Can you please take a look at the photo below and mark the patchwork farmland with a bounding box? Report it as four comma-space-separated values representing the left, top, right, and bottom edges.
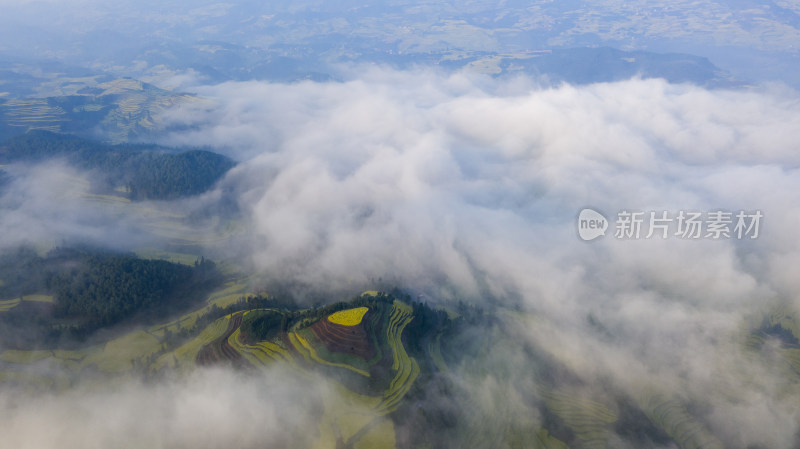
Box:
2, 283, 793, 449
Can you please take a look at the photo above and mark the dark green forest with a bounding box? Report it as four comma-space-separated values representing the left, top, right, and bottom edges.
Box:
0, 247, 222, 347
0, 130, 235, 200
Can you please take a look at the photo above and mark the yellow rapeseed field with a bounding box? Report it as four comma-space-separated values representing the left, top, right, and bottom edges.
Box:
328, 307, 369, 326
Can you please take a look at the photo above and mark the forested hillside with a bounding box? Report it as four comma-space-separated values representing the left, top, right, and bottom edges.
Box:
0, 247, 223, 347
0, 131, 235, 200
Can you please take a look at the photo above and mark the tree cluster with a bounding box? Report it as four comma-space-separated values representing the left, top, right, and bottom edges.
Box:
0, 130, 235, 200
50, 254, 195, 327
0, 246, 222, 347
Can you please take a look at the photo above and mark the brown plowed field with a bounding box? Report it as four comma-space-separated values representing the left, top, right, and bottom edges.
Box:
196, 313, 251, 368
310, 314, 375, 360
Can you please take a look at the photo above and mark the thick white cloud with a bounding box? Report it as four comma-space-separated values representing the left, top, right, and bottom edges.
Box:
0, 161, 227, 252
3, 69, 800, 447
158, 70, 800, 299
0, 367, 329, 449
0, 162, 146, 251
154, 69, 800, 447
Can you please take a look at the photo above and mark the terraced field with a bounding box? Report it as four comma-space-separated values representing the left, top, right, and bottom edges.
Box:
150, 315, 232, 371
0, 77, 200, 142
115, 294, 412, 448
289, 329, 372, 377
375, 301, 419, 415
132, 294, 418, 412
0, 298, 20, 312
174, 295, 424, 447
637, 394, 724, 449
3, 287, 778, 448
311, 311, 375, 360
196, 312, 250, 368
97, 79, 199, 143
2, 98, 66, 132
229, 311, 293, 366
544, 390, 618, 449
743, 304, 800, 379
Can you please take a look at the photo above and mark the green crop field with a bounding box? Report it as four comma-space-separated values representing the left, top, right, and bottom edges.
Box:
152, 315, 232, 371
0, 298, 21, 311
375, 300, 419, 415
0, 349, 52, 364
0, 294, 54, 312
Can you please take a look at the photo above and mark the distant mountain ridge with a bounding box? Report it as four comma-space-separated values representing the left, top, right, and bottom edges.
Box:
493, 47, 731, 86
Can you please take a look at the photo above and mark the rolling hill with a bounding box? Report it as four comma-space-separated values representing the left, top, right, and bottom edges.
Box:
3, 274, 796, 448
0, 78, 200, 143
0, 130, 235, 201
